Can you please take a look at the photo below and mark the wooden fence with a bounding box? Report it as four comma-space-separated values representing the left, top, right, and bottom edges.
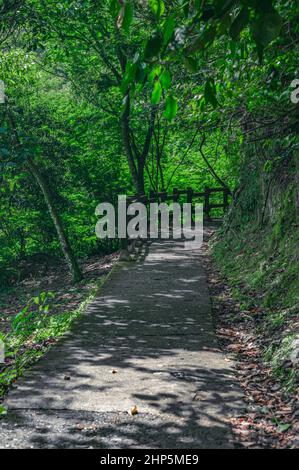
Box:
127, 187, 231, 219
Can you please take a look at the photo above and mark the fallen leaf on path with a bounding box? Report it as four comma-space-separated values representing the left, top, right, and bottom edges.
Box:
277, 423, 292, 433
129, 405, 138, 416
76, 424, 85, 431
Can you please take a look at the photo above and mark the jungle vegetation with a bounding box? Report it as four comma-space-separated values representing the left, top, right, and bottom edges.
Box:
0, 1, 298, 391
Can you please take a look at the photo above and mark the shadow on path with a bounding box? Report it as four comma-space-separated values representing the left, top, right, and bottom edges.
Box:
1, 239, 244, 448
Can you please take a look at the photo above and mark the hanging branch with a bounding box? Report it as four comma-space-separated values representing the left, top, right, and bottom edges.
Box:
198, 134, 231, 194
145, 163, 157, 192
165, 127, 200, 190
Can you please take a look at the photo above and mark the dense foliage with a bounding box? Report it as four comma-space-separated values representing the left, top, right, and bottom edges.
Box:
0, 0, 298, 288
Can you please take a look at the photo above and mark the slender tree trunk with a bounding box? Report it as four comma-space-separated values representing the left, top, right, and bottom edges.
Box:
137, 106, 156, 195
27, 159, 83, 282
121, 93, 140, 193
5, 99, 83, 282
137, 164, 145, 195
121, 92, 156, 196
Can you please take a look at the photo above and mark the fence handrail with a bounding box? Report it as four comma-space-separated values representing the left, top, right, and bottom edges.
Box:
127, 186, 231, 218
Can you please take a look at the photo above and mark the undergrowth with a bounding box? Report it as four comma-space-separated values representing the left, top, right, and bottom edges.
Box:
0, 263, 118, 402
213, 208, 298, 391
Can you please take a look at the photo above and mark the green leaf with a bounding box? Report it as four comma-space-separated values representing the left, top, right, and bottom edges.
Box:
183, 2, 189, 18
252, 8, 282, 48
149, 0, 165, 19
163, 15, 175, 46
204, 79, 218, 108
135, 62, 147, 84
149, 65, 162, 82
160, 70, 171, 89
144, 32, 163, 59
0, 405, 7, 417
183, 56, 197, 73
277, 423, 292, 433
110, 0, 121, 18
151, 80, 162, 104
164, 95, 178, 121
230, 7, 249, 40
263, 160, 272, 173
185, 25, 216, 54
121, 60, 137, 93
122, 2, 134, 32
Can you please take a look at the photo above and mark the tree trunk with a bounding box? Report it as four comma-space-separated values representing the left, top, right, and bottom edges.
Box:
27, 159, 83, 283
137, 165, 145, 195
121, 93, 140, 193
5, 99, 83, 283
121, 92, 156, 196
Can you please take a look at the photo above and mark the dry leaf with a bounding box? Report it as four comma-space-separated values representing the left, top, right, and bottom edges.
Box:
129, 405, 138, 416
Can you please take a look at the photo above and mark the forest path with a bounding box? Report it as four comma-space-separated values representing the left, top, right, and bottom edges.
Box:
0, 238, 243, 449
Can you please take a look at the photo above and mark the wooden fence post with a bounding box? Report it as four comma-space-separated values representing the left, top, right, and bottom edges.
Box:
123, 186, 230, 240
187, 187, 194, 223
161, 189, 167, 202
173, 187, 179, 203
149, 189, 155, 203
186, 187, 193, 204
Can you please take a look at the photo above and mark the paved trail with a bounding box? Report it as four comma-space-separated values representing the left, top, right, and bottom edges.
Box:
0, 239, 243, 448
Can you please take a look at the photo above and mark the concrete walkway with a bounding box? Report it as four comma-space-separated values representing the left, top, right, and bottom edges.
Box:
0, 239, 243, 448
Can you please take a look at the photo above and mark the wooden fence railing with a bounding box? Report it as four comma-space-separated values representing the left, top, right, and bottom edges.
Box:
127, 187, 231, 219
118, 187, 231, 256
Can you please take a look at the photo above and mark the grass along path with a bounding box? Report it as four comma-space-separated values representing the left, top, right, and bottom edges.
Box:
0, 252, 118, 403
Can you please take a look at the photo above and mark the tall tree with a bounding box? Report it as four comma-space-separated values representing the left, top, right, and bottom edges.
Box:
2, 97, 83, 282
15, 0, 160, 195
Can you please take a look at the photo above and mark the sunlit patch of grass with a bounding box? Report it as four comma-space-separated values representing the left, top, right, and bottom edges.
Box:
0, 297, 83, 398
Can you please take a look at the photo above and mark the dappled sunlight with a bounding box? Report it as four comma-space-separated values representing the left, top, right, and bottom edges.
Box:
2, 238, 244, 448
